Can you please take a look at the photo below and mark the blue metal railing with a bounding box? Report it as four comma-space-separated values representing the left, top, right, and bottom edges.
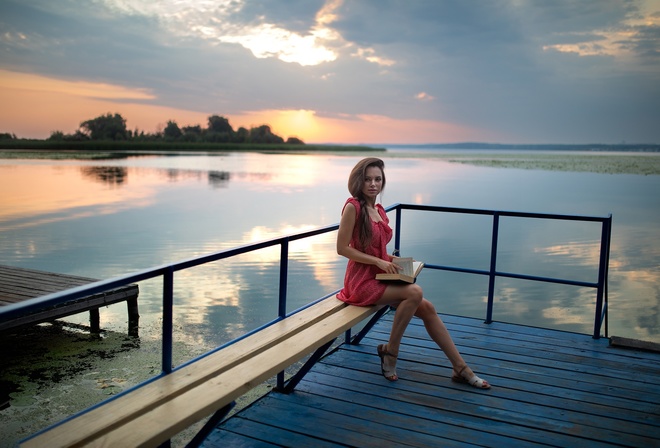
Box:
387, 204, 611, 339
0, 204, 612, 382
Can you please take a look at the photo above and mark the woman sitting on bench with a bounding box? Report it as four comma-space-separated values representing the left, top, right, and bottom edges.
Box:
336, 157, 490, 389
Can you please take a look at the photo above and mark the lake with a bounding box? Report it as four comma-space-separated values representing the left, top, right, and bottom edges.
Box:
1, 148, 659, 349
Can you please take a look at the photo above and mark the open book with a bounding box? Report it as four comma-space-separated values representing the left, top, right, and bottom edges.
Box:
376, 257, 424, 283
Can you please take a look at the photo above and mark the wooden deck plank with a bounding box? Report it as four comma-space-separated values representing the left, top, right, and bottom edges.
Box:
0, 265, 139, 333
205, 313, 660, 447
379, 330, 660, 401
223, 394, 488, 448
319, 353, 656, 441
202, 418, 341, 448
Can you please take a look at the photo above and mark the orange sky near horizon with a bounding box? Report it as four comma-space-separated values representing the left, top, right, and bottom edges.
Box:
0, 69, 499, 144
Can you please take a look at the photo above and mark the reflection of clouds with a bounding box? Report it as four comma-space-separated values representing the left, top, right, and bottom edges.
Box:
0, 201, 154, 232
533, 240, 601, 265
596, 223, 660, 342
496, 286, 529, 308
233, 224, 340, 290
542, 306, 591, 326
241, 154, 344, 189
488, 226, 660, 342
493, 282, 597, 334
542, 287, 596, 328
608, 265, 660, 342
0, 164, 157, 230
163, 223, 341, 338
175, 266, 243, 325
0, 163, 238, 230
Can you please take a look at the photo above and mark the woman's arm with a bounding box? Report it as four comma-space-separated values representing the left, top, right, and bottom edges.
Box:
336, 202, 400, 274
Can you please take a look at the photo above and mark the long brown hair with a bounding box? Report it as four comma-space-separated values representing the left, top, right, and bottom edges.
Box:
347, 157, 386, 250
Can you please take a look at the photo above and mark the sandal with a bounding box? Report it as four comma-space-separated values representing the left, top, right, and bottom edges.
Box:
451, 365, 491, 389
377, 344, 398, 381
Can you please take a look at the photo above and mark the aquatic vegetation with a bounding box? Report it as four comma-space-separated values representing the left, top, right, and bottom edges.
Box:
444, 153, 660, 175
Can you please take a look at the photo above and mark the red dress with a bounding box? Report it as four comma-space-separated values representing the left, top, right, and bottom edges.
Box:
337, 198, 392, 306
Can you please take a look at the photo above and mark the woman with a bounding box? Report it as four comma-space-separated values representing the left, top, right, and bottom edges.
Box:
336, 157, 490, 388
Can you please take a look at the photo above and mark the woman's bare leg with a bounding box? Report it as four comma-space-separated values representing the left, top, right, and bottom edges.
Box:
415, 298, 490, 388
374, 286, 489, 387
376, 283, 423, 355
374, 283, 423, 379
414, 299, 466, 368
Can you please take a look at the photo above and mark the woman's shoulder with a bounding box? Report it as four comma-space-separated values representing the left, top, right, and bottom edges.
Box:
344, 197, 360, 211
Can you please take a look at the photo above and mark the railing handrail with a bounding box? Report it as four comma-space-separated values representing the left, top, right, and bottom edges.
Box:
386, 203, 611, 339
1, 203, 612, 376
0, 222, 340, 321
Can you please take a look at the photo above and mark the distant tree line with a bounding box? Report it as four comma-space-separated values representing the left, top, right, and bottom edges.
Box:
3, 113, 304, 145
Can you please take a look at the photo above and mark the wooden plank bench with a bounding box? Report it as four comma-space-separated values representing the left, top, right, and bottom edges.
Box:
20, 297, 385, 448
0, 265, 139, 335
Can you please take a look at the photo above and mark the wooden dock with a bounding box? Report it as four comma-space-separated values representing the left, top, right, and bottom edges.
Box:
203, 312, 660, 447
0, 265, 139, 334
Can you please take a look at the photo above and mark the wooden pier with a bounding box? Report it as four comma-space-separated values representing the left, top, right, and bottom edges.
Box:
0, 265, 139, 334
203, 312, 660, 447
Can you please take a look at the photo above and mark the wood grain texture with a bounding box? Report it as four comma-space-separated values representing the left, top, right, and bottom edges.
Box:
205, 313, 660, 447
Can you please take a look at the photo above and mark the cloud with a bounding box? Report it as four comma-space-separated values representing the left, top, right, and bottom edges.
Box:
0, 0, 658, 143
0, 70, 155, 100
415, 92, 434, 102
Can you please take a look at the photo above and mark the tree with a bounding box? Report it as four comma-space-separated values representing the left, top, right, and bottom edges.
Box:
286, 137, 304, 145
0, 132, 16, 140
249, 125, 284, 144
48, 131, 65, 141
163, 120, 182, 140
234, 127, 249, 143
80, 113, 128, 140
182, 125, 202, 135
207, 115, 233, 134
181, 125, 202, 142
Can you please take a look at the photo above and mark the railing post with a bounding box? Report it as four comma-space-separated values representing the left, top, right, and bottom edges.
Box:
162, 267, 174, 374
277, 239, 289, 389
486, 212, 500, 324
593, 214, 612, 339
279, 239, 289, 319
394, 206, 402, 255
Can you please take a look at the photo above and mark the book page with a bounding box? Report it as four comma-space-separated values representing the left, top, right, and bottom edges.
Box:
394, 257, 414, 277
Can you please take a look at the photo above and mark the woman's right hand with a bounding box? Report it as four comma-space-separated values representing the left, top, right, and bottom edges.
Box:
377, 259, 402, 274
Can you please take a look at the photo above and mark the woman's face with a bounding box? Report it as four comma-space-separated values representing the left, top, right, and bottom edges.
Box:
362, 165, 384, 201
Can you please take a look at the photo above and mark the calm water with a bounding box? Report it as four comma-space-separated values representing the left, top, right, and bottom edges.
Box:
1, 150, 659, 348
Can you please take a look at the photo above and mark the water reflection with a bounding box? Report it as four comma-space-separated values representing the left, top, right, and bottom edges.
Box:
0, 153, 658, 345
80, 166, 128, 185
397, 214, 610, 335
208, 170, 230, 188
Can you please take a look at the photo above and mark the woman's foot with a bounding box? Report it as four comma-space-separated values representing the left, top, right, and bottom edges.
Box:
377, 344, 398, 381
452, 365, 491, 389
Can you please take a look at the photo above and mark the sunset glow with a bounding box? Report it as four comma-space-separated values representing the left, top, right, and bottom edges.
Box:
0, 70, 499, 143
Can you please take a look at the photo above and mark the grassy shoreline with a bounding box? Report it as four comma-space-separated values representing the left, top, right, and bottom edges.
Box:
0, 140, 384, 152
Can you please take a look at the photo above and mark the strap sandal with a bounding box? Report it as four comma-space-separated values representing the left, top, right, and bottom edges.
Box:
377, 344, 398, 381
451, 365, 491, 389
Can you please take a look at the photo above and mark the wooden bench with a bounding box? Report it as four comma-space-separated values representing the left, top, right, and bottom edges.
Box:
0, 265, 139, 335
20, 297, 385, 448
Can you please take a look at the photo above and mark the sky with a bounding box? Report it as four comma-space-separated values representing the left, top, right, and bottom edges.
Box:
0, 0, 659, 145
